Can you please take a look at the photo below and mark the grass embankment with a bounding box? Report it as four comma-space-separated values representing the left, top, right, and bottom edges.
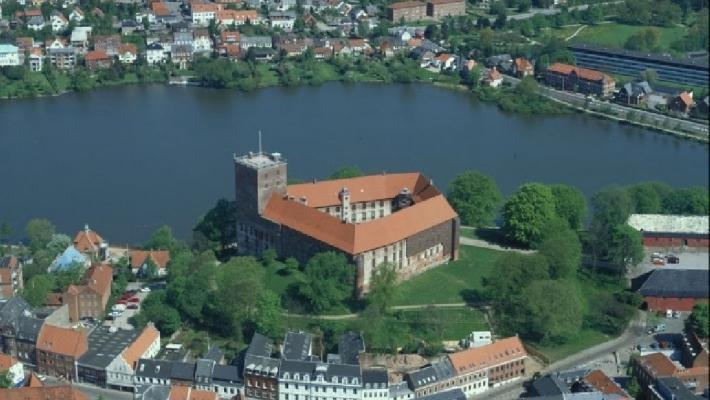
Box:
569, 23, 687, 52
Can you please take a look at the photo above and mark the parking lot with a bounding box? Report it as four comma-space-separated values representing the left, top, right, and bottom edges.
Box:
102, 282, 151, 330
633, 248, 709, 278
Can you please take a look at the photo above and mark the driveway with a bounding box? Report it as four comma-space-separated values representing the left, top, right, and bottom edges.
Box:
103, 284, 151, 330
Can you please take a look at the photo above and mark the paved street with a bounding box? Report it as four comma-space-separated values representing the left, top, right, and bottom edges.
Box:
43, 377, 133, 400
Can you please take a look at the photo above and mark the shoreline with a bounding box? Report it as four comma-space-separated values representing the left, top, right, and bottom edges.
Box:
3, 77, 708, 144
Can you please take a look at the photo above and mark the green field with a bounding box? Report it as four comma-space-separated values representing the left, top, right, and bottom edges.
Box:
529, 328, 611, 362
393, 246, 503, 305
570, 23, 687, 52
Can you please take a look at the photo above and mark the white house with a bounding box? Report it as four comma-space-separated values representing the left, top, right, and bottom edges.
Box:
50, 11, 69, 32
135, 11, 156, 24
106, 324, 161, 390
26, 16, 46, 31
278, 361, 362, 400
0, 44, 20, 66
269, 10, 296, 31
191, 3, 221, 26
28, 48, 45, 71
118, 44, 137, 64
192, 31, 213, 54
69, 7, 85, 22
146, 42, 166, 65
0, 353, 24, 387
362, 369, 389, 400
70, 26, 92, 51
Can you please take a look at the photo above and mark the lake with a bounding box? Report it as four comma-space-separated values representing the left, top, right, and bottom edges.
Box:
1, 82, 707, 243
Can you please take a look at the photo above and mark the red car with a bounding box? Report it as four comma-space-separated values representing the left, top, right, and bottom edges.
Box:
128, 297, 140, 303
117, 300, 127, 305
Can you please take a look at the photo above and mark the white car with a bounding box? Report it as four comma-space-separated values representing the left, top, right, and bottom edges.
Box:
140, 287, 151, 293
36, 374, 46, 381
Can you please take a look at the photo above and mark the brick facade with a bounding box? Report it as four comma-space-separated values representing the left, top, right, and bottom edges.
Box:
641, 234, 709, 249
426, 0, 465, 19
387, 1, 427, 22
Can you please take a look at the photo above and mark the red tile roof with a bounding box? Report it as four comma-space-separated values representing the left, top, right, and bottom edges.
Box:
514, 57, 533, 71
428, 0, 464, 4
131, 250, 171, 269
84, 50, 110, 61
192, 3, 222, 12
0, 387, 88, 400
263, 190, 457, 254
169, 386, 219, 400
585, 370, 630, 399
678, 91, 694, 106
36, 325, 88, 358
122, 323, 160, 369
119, 43, 137, 55
547, 62, 613, 83
84, 264, 113, 296
27, 373, 44, 388
152, 2, 171, 16
387, 0, 425, 9
73, 226, 104, 253
0, 353, 19, 370
637, 353, 678, 378
447, 336, 527, 375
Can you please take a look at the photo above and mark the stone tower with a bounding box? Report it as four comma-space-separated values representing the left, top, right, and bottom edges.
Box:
234, 151, 287, 254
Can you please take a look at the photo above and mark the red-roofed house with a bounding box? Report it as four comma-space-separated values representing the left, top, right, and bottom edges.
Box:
545, 62, 615, 97
584, 370, 630, 399
63, 264, 113, 322
484, 68, 503, 87
84, 50, 112, 70
234, 151, 459, 294
0, 386, 88, 400
669, 91, 694, 113
73, 224, 108, 260
169, 385, 219, 400
130, 250, 171, 275
36, 325, 88, 380
0, 255, 24, 299
0, 353, 24, 386
118, 43, 137, 64
512, 57, 534, 78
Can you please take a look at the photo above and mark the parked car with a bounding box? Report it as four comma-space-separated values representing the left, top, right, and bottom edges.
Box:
140, 287, 151, 293
666, 255, 679, 264
36, 374, 46, 381
128, 297, 140, 303
127, 304, 139, 310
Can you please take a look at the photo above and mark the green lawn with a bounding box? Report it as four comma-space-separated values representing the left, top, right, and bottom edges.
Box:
570, 23, 687, 52
460, 226, 477, 239
529, 328, 611, 363
393, 246, 504, 306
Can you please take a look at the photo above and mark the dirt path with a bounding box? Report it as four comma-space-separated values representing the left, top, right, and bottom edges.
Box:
460, 236, 535, 254
284, 303, 471, 320
565, 24, 587, 41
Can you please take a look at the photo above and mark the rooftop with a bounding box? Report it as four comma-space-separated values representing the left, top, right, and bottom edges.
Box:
447, 336, 527, 375
627, 214, 709, 235
638, 269, 709, 299
234, 151, 286, 169
282, 331, 312, 361
79, 327, 139, 369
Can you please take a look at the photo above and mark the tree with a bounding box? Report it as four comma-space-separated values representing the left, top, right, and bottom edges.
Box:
46, 234, 72, 257
0, 222, 11, 244
493, 8, 507, 29
329, 166, 364, 179
538, 229, 581, 279
686, 304, 709, 338
484, 252, 549, 304
516, 76, 539, 97
607, 224, 644, 269
261, 248, 278, 267
502, 183, 557, 247
625, 28, 660, 51
25, 218, 56, 252
550, 184, 587, 230
447, 171, 502, 227
299, 252, 355, 313
0, 370, 12, 388
284, 257, 300, 274
590, 187, 633, 259
23, 274, 55, 307
367, 263, 397, 314
662, 187, 709, 215
626, 375, 641, 399
627, 182, 670, 214
54, 262, 85, 290
516, 279, 584, 343
252, 290, 284, 337
144, 225, 179, 252
192, 198, 236, 257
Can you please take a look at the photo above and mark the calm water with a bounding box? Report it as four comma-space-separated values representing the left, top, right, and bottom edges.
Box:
1, 83, 707, 243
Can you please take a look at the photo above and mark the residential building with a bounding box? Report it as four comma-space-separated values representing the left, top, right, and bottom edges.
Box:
0, 44, 20, 66
107, 323, 161, 390
49, 245, 87, 271
50, 11, 68, 32
512, 57, 534, 78
130, 250, 171, 275
426, 0, 465, 19
216, 9, 258, 26
269, 10, 296, 31
0, 296, 46, 366
118, 43, 138, 64
669, 91, 695, 113
527, 369, 629, 399
652, 377, 703, 400
568, 43, 709, 87
338, 331, 365, 365
63, 264, 113, 322
632, 352, 708, 397
617, 81, 654, 105
362, 368, 389, 399
240, 35, 273, 50
277, 359, 362, 400
419, 389, 467, 400
70, 27, 92, 52
193, 29, 213, 54
282, 331, 313, 360
0, 386, 89, 400
390, 381, 415, 400
78, 327, 142, 388
73, 224, 108, 260
627, 214, 708, 249
0, 353, 25, 387
192, 3, 223, 26
638, 269, 708, 313
680, 330, 708, 371
84, 50, 113, 70
484, 67, 503, 87
69, 7, 85, 22
26, 15, 46, 31
135, 358, 173, 388
243, 333, 280, 400
447, 336, 527, 391
135, 356, 240, 399
28, 48, 44, 72
171, 44, 193, 69
406, 358, 457, 397
387, 1, 427, 22
0, 256, 24, 299
93, 34, 121, 56
35, 324, 89, 381
545, 62, 616, 97
234, 151, 459, 294
147, 42, 167, 64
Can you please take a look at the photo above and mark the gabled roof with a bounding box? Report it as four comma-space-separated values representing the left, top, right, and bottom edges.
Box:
514, 57, 533, 71
84, 264, 113, 295
73, 225, 104, 253
638, 269, 709, 299
36, 325, 88, 358
131, 250, 171, 269
637, 353, 677, 378
122, 323, 160, 369
84, 50, 110, 61
447, 336, 527, 376
584, 370, 629, 399
0, 255, 19, 269
169, 386, 218, 400
547, 62, 614, 83
677, 91, 694, 106
118, 43, 137, 55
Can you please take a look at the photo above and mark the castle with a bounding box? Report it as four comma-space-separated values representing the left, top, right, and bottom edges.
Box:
234, 150, 460, 293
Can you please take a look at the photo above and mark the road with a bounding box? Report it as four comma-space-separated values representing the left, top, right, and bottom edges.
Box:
43, 377, 133, 400
473, 1, 623, 22
502, 74, 709, 140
